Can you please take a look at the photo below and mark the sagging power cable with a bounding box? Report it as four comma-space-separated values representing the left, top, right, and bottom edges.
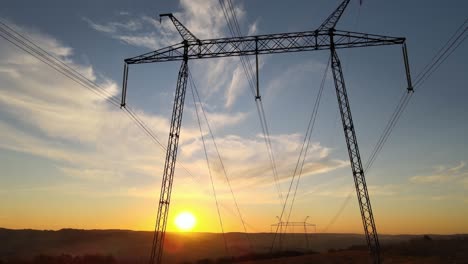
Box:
188, 70, 254, 251
218, 0, 284, 203
0, 20, 266, 237
189, 77, 230, 257
271, 58, 330, 251
323, 18, 467, 232
285, 58, 330, 226
0, 19, 204, 185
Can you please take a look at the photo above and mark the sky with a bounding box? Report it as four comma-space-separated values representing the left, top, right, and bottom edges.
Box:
0, 0, 467, 235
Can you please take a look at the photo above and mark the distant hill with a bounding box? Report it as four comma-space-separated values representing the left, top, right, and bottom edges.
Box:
0, 228, 466, 263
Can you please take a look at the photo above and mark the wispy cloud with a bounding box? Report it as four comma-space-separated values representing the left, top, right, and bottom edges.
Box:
264, 59, 328, 100
247, 19, 259, 35
180, 132, 347, 193
83, 0, 231, 49
0, 24, 166, 183
118, 11, 130, 16
0, 22, 345, 205
83, 17, 142, 34
84, 0, 254, 108
409, 161, 468, 184
449, 161, 466, 172
410, 174, 452, 184
224, 62, 252, 108
82, 16, 173, 49
194, 107, 248, 129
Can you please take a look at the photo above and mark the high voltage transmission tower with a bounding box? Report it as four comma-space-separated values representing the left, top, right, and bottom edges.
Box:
120, 0, 413, 263
270, 216, 316, 250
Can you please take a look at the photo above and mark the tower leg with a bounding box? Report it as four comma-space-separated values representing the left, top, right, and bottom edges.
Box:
329, 46, 381, 263
149, 57, 189, 264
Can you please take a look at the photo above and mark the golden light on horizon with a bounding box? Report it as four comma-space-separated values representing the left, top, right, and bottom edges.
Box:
174, 211, 196, 232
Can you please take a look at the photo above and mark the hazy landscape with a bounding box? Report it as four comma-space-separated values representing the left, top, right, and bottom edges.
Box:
1, 228, 467, 263
1, 0, 467, 264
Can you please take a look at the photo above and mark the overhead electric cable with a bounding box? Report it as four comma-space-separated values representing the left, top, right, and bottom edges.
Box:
0, 20, 205, 185
323, 18, 467, 232
0, 22, 120, 105
188, 70, 254, 251
189, 79, 230, 256
257, 101, 283, 202
271, 58, 330, 250
413, 18, 467, 88
218, 0, 256, 95
285, 58, 330, 226
218, 0, 283, 203
365, 18, 467, 175
0, 20, 261, 228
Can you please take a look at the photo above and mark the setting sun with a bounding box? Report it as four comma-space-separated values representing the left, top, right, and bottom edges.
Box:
175, 212, 196, 231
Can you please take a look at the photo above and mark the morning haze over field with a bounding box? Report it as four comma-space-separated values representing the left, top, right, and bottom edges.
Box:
0, 0, 467, 263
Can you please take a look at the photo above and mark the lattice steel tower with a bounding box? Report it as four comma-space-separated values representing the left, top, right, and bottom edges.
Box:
121, 1, 413, 263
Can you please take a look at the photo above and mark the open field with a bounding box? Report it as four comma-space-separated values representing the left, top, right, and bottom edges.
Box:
1, 228, 467, 263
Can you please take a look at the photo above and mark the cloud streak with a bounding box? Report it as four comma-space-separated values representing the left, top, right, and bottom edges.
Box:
84, 0, 255, 108
409, 161, 468, 184
0, 22, 346, 206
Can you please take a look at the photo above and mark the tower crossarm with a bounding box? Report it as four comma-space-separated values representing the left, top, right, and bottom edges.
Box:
125, 30, 405, 64
122, 2, 412, 263
160, 13, 199, 42
318, 0, 351, 31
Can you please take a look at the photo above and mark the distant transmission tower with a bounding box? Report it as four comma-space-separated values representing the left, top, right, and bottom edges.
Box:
121, 0, 413, 263
271, 216, 316, 251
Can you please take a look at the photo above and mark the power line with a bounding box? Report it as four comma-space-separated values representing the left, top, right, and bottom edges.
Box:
0, 19, 205, 188
189, 77, 230, 257
414, 32, 467, 88
219, 0, 257, 94
322, 194, 352, 233
0, 24, 120, 107
256, 100, 283, 202
226, 1, 284, 203
188, 70, 254, 251
218, 0, 256, 95
218, 0, 283, 203
122, 1, 413, 261
226, 0, 258, 93
364, 17, 467, 175
0, 28, 118, 106
322, 18, 467, 233
364, 91, 411, 174
286, 58, 330, 225
271, 58, 330, 250
0, 20, 267, 242
413, 18, 467, 88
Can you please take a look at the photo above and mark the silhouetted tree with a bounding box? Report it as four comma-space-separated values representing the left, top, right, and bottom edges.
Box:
423, 235, 432, 241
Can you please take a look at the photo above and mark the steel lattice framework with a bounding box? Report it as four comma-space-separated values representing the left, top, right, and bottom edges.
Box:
125, 30, 404, 64
330, 42, 381, 260
148, 55, 189, 263
121, 1, 413, 263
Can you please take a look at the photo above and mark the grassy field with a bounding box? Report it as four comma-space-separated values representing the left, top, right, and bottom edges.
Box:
1, 228, 466, 263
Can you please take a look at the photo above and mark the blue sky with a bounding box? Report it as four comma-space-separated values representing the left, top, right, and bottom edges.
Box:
0, 0, 467, 234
